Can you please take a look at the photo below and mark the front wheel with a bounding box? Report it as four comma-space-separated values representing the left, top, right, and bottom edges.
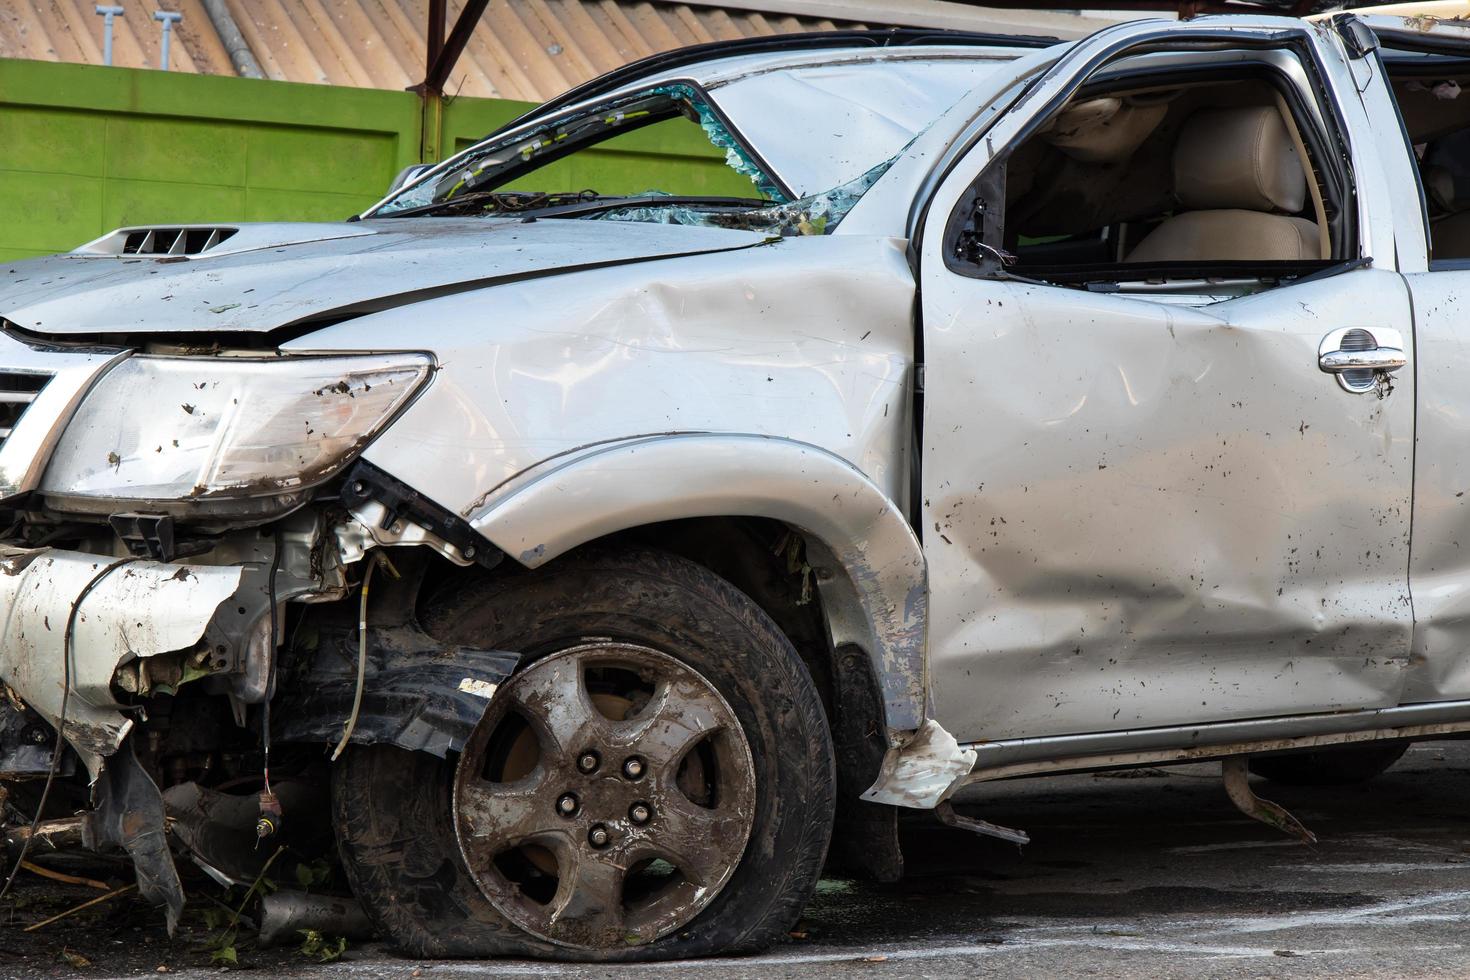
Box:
331, 549, 835, 960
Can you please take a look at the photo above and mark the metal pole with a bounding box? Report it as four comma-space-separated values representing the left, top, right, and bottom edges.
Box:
200, 0, 263, 79
95, 5, 124, 67
153, 11, 184, 71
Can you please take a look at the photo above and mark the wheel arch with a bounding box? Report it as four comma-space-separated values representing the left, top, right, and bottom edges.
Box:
468, 433, 929, 743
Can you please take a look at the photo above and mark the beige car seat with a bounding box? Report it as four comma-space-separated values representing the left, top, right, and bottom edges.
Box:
1424, 154, 1470, 259
1126, 105, 1319, 263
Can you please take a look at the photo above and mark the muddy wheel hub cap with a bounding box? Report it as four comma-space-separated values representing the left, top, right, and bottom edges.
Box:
452, 642, 756, 949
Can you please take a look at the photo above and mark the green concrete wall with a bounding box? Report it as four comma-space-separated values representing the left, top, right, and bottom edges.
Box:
0, 59, 753, 263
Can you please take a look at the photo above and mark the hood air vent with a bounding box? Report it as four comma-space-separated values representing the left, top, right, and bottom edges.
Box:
0, 372, 51, 449
121, 227, 239, 256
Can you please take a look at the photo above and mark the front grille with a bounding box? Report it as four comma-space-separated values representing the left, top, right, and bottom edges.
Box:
0, 372, 51, 449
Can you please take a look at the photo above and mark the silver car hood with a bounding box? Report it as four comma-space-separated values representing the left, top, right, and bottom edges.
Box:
0, 218, 770, 337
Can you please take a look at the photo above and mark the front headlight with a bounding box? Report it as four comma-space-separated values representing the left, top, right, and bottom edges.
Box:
40, 353, 432, 508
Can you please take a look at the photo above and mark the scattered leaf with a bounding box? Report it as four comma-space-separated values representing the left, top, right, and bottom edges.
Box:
58, 948, 91, 968
298, 929, 347, 963
294, 858, 333, 891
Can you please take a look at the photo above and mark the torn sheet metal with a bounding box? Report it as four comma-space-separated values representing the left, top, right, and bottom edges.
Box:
861, 718, 977, 809
0, 546, 244, 775
0, 219, 771, 337
326, 235, 916, 539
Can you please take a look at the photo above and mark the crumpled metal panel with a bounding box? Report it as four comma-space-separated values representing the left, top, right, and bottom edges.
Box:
0, 218, 771, 336
919, 269, 1417, 744
0, 547, 244, 775
296, 234, 916, 519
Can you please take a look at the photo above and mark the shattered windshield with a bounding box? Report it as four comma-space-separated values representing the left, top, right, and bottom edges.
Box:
371, 53, 1010, 232
369, 81, 895, 234
374, 84, 788, 215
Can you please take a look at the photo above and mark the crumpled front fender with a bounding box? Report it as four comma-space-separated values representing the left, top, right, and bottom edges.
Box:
0, 546, 245, 777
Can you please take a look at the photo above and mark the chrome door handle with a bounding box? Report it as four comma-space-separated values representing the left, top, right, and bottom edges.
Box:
1318, 327, 1407, 393
1319, 348, 1407, 372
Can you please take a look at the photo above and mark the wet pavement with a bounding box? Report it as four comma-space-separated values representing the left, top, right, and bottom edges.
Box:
8, 740, 1470, 978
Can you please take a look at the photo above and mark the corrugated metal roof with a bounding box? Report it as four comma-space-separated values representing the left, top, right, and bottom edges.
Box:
221, 0, 864, 101
0, 1, 1117, 103
0, 1, 233, 76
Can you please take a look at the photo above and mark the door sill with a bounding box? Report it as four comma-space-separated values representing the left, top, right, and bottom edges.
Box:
962, 699, 1470, 782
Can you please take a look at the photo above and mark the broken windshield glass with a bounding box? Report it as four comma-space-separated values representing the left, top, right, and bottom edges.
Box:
373, 83, 788, 218
589, 153, 898, 235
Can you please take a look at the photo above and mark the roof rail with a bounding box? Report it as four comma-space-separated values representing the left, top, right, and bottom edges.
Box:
494, 28, 1060, 137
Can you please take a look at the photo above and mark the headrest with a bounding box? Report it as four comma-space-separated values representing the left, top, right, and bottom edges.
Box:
1042, 96, 1167, 164
1172, 106, 1306, 213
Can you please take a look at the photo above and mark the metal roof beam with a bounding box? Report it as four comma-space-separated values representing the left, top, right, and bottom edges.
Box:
416, 0, 492, 97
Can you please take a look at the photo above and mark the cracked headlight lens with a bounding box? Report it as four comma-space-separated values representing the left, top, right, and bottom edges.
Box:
40, 353, 431, 503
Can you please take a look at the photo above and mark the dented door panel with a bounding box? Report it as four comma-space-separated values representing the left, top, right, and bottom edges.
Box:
915, 17, 1417, 744
1362, 12, 1470, 706
921, 272, 1415, 743
1401, 271, 1470, 703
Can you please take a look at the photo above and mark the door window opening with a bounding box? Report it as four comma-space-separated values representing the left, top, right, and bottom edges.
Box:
945, 61, 1352, 293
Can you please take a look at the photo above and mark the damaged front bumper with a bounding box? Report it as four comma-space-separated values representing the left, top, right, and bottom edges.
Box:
0, 546, 251, 777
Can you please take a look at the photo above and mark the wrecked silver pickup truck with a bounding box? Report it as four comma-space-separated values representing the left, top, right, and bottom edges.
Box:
5, 6, 1470, 960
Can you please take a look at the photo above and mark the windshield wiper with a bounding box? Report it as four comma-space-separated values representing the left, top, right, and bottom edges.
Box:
379, 191, 771, 220
516, 195, 774, 220
379, 189, 607, 219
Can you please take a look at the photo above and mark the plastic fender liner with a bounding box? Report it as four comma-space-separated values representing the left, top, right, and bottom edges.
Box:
273, 627, 520, 757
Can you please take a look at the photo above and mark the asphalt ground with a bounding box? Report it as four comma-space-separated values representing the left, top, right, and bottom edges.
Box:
7, 739, 1470, 978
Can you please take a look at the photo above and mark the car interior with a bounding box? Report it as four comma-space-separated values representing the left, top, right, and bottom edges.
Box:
1383, 56, 1470, 262
953, 62, 1351, 289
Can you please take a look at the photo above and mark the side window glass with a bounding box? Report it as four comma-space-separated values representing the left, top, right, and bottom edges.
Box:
946, 57, 1351, 293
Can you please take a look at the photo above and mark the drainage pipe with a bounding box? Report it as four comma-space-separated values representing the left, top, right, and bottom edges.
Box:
201, 0, 264, 79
